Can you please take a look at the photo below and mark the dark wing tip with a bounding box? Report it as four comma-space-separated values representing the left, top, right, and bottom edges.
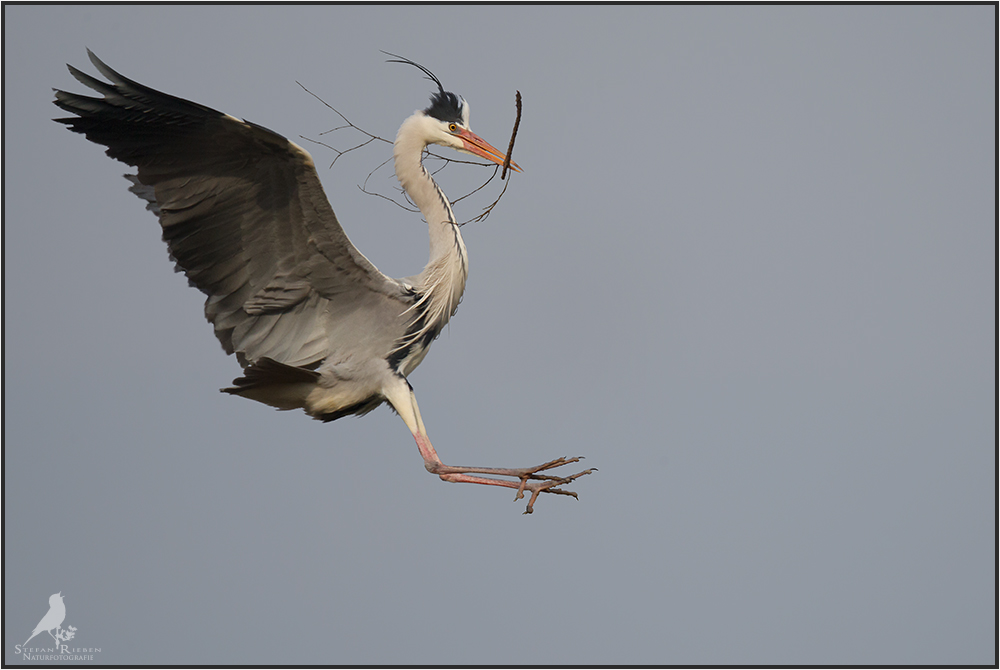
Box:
55, 50, 225, 128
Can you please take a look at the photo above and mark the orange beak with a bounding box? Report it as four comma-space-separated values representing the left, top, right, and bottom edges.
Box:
455, 128, 522, 173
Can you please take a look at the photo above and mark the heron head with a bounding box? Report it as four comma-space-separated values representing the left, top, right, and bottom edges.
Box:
387, 52, 521, 173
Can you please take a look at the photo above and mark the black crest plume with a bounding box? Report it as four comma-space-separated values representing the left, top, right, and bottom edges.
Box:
382, 51, 464, 124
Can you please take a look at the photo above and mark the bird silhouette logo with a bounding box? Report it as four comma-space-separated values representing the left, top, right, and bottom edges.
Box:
23, 592, 74, 647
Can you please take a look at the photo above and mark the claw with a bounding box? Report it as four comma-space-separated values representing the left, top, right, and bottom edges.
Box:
512, 457, 585, 501
517, 465, 595, 514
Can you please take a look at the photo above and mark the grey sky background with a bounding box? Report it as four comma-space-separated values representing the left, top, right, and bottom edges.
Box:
3, 4, 995, 665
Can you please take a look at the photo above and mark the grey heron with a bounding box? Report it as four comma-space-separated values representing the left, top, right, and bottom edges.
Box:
53, 51, 592, 513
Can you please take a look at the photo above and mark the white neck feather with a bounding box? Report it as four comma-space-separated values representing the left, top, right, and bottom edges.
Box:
393, 113, 469, 344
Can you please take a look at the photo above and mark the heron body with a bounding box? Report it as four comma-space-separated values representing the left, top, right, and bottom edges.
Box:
54, 51, 591, 512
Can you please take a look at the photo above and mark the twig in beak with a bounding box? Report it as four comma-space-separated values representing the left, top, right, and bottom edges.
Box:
501, 90, 522, 180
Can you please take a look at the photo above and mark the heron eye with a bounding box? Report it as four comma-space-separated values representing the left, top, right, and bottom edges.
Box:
448, 123, 458, 132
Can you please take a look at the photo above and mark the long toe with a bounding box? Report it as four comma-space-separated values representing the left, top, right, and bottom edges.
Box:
517, 466, 595, 514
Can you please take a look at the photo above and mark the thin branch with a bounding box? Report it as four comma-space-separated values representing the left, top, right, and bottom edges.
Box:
297, 81, 391, 168
452, 165, 499, 207
297, 81, 390, 145
299, 134, 380, 169
461, 171, 511, 226
297, 81, 522, 222
361, 155, 418, 212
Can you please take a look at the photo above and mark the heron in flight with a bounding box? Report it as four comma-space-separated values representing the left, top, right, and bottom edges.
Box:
54, 51, 592, 513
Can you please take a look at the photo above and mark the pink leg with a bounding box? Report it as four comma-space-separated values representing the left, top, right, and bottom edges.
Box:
413, 433, 592, 513
386, 382, 593, 513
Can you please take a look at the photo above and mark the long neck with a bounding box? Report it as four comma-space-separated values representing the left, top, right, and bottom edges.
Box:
394, 113, 468, 327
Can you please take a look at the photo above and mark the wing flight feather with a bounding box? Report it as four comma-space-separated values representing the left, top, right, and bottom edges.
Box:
54, 50, 410, 368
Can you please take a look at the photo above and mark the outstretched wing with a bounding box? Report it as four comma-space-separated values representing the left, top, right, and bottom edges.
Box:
54, 50, 411, 368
